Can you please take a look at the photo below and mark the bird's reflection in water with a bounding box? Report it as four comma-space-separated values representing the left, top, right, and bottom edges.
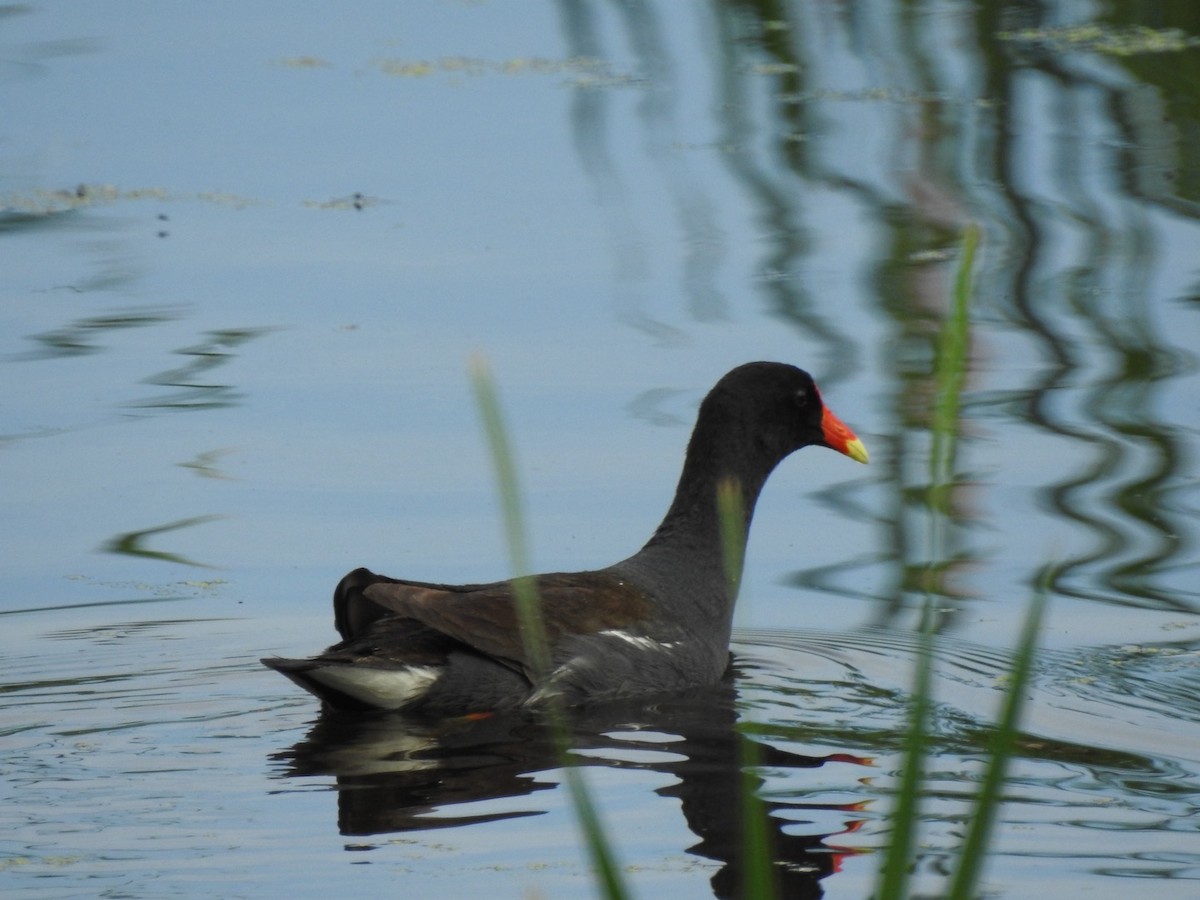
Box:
271, 678, 869, 899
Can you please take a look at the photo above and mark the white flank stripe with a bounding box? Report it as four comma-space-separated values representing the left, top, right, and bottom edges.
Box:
598, 630, 680, 652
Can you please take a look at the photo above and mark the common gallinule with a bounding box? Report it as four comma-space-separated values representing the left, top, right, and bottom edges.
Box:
263, 362, 867, 714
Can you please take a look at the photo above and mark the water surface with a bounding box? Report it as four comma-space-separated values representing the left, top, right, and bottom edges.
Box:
3, 2, 1200, 897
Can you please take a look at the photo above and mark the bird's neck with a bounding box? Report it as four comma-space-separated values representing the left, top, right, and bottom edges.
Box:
630, 424, 780, 615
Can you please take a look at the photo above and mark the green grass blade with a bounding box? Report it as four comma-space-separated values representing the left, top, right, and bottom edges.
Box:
468, 355, 628, 900
930, 223, 978, 498
738, 734, 776, 899
878, 225, 979, 897
877, 610, 934, 899
717, 478, 777, 895
469, 354, 552, 678
948, 572, 1049, 900
561, 763, 629, 900
717, 477, 746, 600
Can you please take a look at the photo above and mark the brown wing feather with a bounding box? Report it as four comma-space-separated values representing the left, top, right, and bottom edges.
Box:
333, 567, 493, 640
361, 571, 652, 674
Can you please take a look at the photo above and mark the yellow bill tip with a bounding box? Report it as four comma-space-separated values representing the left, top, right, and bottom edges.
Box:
844, 436, 869, 464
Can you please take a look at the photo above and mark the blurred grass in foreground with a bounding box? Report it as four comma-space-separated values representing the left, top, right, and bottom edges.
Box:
878, 225, 1047, 899
471, 355, 628, 900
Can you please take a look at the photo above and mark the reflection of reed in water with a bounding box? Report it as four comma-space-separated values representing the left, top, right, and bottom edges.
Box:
25, 308, 179, 359
134, 326, 275, 411
975, 5, 1197, 612
557, 1, 867, 350
19, 309, 273, 414
102, 514, 223, 567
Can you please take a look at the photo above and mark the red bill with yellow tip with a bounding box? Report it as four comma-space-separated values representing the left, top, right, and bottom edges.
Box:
821, 404, 869, 464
